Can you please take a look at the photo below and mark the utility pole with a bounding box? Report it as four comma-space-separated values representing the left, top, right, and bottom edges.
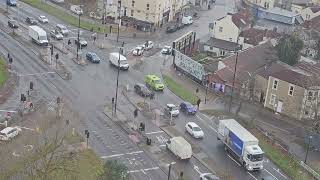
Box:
117, 0, 121, 42
114, 42, 124, 116
76, 11, 81, 62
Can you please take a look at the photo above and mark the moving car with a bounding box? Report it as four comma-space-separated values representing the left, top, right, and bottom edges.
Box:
109, 52, 129, 70
70, 5, 83, 15
132, 45, 144, 56
29, 26, 48, 46
200, 173, 220, 180
185, 122, 204, 139
75, 38, 87, 47
6, 0, 16, 6
38, 15, 49, 23
145, 75, 164, 91
25, 17, 37, 25
86, 52, 101, 63
182, 16, 193, 25
55, 24, 69, 36
142, 41, 154, 50
180, 102, 197, 115
161, 46, 172, 55
0, 127, 21, 141
166, 25, 177, 33
50, 30, 63, 40
166, 136, 192, 160
134, 83, 152, 97
164, 104, 179, 117
8, 19, 19, 28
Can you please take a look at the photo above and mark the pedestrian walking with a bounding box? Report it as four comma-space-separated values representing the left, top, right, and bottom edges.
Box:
197, 98, 201, 109
196, 88, 199, 93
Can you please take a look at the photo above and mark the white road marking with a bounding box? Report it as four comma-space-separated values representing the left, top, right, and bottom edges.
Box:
159, 144, 166, 147
18, 127, 35, 131
264, 169, 279, 180
17, 72, 56, 77
248, 172, 258, 180
193, 165, 202, 175
101, 153, 124, 159
128, 167, 159, 174
209, 125, 218, 133
227, 154, 241, 166
273, 168, 287, 179
0, 110, 17, 113
145, 130, 164, 135
126, 151, 143, 155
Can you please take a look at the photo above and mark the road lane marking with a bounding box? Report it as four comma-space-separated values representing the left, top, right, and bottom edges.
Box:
248, 172, 258, 180
159, 144, 166, 147
209, 125, 218, 133
17, 72, 56, 77
101, 153, 124, 159
227, 154, 241, 166
264, 169, 279, 180
272, 168, 287, 179
145, 130, 164, 135
128, 167, 159, 174
18, 127, 35, 131
126, 151, 143, 155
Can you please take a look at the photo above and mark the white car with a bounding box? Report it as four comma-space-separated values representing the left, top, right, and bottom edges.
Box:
164, 104, 179, 117
50, 30, 63, 40
38, 15, 49, 23
132, 46, 144, 56
70, 5, 83, 15
0, 127, 22, 141
142, 41, 154, 50
200, 173, 219, 180
185, 122, 204, 139
161, 46, 172, 55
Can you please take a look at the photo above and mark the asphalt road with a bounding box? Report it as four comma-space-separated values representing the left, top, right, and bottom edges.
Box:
0, 0, 290, 179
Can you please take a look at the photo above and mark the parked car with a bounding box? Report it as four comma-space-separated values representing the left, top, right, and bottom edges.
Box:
38, 15, 48, 23
142, 41, 154, 50
25, 17, 37, 25
166, 25, 177, 33
55, 24, 69, 36
164, 104, 179, 117
161, 46, 172, 55
132, 45, 144, 56
86, 52, 101, 63
75, 38, 87, 47
180, 102, 197, 115
166, 136, 192, 160
145, 74, 164, 91
185, 122, 204, 139
200, 173, 220, 180
8, 19, 19, 28
70, 5, 83, 15
0, 127, 22, 141
50, 30, 63, 40
134, 83, 152, 97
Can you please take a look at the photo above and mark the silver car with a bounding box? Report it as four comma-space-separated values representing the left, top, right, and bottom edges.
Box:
50, 30, 63, 40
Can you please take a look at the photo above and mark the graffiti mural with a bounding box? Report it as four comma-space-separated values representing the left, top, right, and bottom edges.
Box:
175, 51, 205, 81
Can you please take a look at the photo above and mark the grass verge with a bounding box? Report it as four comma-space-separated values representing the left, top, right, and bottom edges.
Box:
255, 130, 313, 180
21, 0, 114, 33
0, 57, 7, 88
163, 74, 198, 104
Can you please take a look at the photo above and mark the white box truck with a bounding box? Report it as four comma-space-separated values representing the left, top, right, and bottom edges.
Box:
217, 119, 264, 171
166, 136, 192, 160
182, 16, 193, 25
109, 52, 129, 70
28, 26, 48, 46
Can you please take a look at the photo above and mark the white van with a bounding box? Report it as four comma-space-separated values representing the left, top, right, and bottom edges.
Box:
0, 127, 21, 141
55, 24, 69, 36
109, 52, 129, 70
182, 16, 193, 25
166, 136, 192, 160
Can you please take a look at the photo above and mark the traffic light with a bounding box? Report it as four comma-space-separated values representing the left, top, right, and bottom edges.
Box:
55, 53, 59, 60
105, 33, 108, 37
20, 94, 26, 102
112, 97, 114, 104
9, 57, 13, 64
29, 82, 34, 91
134, 109, 138, 118
51, 44, 54, 55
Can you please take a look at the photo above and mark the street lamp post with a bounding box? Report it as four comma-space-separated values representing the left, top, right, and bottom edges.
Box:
304, 136, 313, 164
167, 162, 176, 180
76, 11, 82, 62
114, 43, 124, 116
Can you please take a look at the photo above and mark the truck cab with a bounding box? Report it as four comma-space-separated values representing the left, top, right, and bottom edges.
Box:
243, 145, 264, 171
145, 75, 164, 91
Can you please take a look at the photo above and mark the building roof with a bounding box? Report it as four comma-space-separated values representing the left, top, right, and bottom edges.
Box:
204, 38, 240, 51
304, 15, 320, 31
231, 8, 253, 28
310, 6, 320, 13
260, 7, 298, 17
239, 28, 280, 45
211, 41, 277, 87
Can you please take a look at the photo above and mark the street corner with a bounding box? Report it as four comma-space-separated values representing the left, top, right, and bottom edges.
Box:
142, 48, 161, 57
72, 57, 87, 66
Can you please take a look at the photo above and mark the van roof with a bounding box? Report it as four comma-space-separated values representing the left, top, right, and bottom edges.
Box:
110, 52, 126, 61
0, 127, 15, 134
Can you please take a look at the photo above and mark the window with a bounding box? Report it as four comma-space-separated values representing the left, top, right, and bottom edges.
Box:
146, 3, 150, 10
146, 13, 149, 20
272, 79, 278, 90
220, 50, 225, 56
269, 94, 276, 105
229, 38, 232, 41
132, 0, 135, 7
288, 85, 294, 96
308, 91, 313, 101
210, 46, 213, 50
219, 26, 223, 32
131, 10, 134, 16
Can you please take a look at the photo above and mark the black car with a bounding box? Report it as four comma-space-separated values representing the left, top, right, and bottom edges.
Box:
86, 52, 100, 63
25, 17, 37, 25
176, 23, 184, 30
166, 25, 177, 33
134, 83, 152, 97
8, 20, 19, 29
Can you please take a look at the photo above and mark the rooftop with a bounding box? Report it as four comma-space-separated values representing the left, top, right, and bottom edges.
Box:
259, 7, 298, 17
240, 28, 280, 45
204, 38, 240, 51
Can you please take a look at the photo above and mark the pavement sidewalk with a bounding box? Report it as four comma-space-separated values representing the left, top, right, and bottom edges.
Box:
163, 67, 320, 172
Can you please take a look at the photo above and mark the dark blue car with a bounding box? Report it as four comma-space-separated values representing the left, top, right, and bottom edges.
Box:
180, 102, 197, 115
86, 52, 100, 63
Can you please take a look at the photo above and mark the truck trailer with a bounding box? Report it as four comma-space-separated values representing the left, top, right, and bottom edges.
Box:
28, 26, 48, 46
217, 119, 264, 171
